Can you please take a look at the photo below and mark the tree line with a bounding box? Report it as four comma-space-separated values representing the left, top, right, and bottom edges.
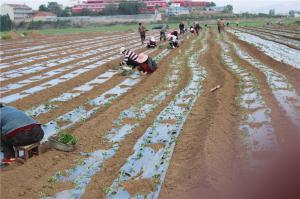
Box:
0, 14, 12, 31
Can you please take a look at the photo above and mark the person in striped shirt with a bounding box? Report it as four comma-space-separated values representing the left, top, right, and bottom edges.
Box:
119, 47, 140, 68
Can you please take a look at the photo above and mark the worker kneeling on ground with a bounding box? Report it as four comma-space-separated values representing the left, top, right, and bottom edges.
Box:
0, 103, 44, 164
119, 47, 157, 74
168, 32, 179, 49
147, 37, 157, 49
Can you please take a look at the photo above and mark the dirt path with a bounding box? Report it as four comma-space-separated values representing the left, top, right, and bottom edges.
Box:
160, 30, 243, 199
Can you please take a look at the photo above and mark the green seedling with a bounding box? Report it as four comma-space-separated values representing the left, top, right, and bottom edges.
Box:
57, 130, 78, 145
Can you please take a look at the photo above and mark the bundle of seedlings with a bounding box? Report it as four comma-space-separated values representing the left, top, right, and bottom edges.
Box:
49, 130, 78, 152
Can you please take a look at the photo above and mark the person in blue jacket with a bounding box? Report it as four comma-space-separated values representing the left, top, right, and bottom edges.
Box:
0, 103, 44, 163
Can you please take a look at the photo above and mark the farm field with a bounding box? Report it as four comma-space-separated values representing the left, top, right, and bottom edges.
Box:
0, 24, 300, 199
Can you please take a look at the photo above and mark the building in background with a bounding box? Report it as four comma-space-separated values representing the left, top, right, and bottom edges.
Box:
171, 0, 209, 7
32, 11, 57, 21
72, 0, 120, 13
72, 0, 208, 14
0, 4, 33, 20
167, 5, 190, 16
141, 0, 168, 13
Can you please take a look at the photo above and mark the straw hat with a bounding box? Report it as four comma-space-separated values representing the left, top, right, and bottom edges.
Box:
119, 47, 125, 54
137, 53, 148, 63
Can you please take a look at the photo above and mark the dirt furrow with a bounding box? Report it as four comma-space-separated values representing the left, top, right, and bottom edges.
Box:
1, 33, 127, 58
35, 49, 163, 125
227, 32, 300, 94
160, 30, 243, 199
6, 43, 150, 109
0, 32, 113, 51
1, 34, 139, 76
79, 38, 194, 199
1, 39, 144, 94
223, 35, 300, 145
0, 37, 190, 199
1, 34, 134, 65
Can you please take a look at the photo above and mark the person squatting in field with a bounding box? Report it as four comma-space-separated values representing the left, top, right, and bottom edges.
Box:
168, 30, 179, 49
147, 37, 157, 49
0, 104, 44, 164
119, 47, 157, 74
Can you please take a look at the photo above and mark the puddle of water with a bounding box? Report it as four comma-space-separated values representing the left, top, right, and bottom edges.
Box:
232, 42, 300, 129
218, 39, 278, 163
229, 29, 300, 69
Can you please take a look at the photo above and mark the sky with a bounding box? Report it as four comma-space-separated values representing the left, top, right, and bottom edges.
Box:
2, 0, 300, 14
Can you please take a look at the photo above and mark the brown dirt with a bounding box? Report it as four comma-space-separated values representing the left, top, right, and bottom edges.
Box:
146, 143, 165, 152
1, 33, 139, 72
80, 38, 192, 199
1, 28, 300, 199
0, 39, 188, 199
1, 39, 140, 86
121, 178, 156, 196
160, 30, 244, 199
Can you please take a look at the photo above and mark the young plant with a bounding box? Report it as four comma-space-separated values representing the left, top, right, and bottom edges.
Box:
57, 130, 78, 145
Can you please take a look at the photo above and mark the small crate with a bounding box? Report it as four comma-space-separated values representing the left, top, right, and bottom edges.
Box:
14, 142, 40, 163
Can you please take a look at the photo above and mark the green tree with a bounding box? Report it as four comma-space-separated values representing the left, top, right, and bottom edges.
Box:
118, 1, 146, 15
207, 2, 216, 7
0, 14, 12, 32
47, 2, 63, 16
61, 7, 72, 17
39, 4, 49, 11
289, 10, 295, 17
102, 4, 118, 15
224, 5, 233, 13
73, 8, 94, 16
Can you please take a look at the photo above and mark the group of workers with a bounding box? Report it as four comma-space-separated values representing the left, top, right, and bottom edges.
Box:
1, 19, 233, 166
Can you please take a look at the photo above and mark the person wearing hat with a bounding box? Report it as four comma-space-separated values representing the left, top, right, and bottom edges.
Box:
119, 47, 156, 74
0, 103, 44, 164
137, 53, 157, 74
119, 47, 140, 68
167, 33, 179, 49
190, 26, 195, 35
147, 37, 157, 49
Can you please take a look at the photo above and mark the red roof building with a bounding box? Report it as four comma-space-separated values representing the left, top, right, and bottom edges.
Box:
72, 0, 209, 13
171, 0, 209, 7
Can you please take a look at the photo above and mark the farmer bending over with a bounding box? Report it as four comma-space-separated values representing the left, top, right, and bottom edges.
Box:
119, 47, 157, 74
1, 104, 44, 164
119, 47, 140, 68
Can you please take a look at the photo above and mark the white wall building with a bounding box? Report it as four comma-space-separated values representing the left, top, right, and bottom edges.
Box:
0, 4, 33, 20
